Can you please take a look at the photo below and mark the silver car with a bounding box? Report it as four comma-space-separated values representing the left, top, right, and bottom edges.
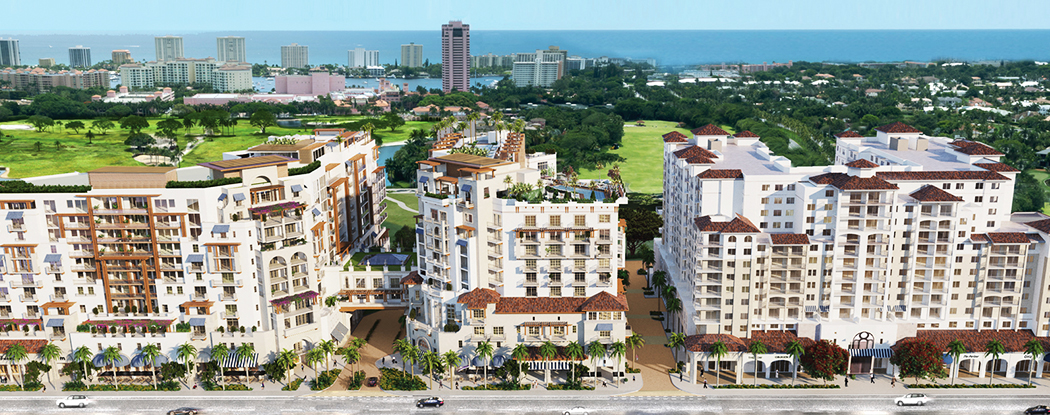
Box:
57, 395, 90, 408
895, 393, 930, 406
564, 407, 590, 415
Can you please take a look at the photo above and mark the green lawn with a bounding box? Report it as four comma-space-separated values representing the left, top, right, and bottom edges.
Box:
576, 121, 702, 194
1026, 169, 1050, 215
382, 193, 419, 233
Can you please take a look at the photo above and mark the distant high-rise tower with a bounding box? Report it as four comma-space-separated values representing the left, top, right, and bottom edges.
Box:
347, 48, 379, 68
154, 36, 184, 61
400, 43, 423, 68
216, 36, 247, 63
0, 38, 20, 66
68, 46, 92, 68
281, 43, 309, 68
111, 50, 132, 65
441, 21, 470, 93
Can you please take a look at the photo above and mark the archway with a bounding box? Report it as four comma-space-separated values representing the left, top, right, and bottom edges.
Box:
958, 358, 978, 377
770, 360, 791, 378
849, 332, 874, 374
1016, 360, 1034, 378
985, 359, 1008, 376
743, 360, 766, 378
415, 337, 432, 353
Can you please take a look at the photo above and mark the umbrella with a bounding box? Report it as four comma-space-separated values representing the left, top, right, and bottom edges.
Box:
92, 353, 130, 368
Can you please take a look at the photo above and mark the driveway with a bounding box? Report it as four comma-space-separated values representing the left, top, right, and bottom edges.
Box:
327, 308, 404, 394
621, 260, 683, 394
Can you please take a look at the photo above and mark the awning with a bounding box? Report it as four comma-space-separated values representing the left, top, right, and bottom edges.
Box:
312, 208, 322, 217
93, 353, 131, 368
130, 353, 169, 368
415, 228, 424, 235
461, 184, 472, 192
43, 254, 62, 263
529, 361, 572, 371
889, 305, 907, 312
212, 224, 230, 233
850, 348, 892, 358
331, 322, 349, 340
804, 306, 817, 312
491, 355, 506, 367
818, 305, 830, 313
188, 318, 206, 327
5, 211, 23, 220
472, 356, 485, 366
221, 352, 259, 369
291, 184, 303, 192
232, 193, 245, 202
217, 193, 227, 201
456, 240, 468, 247
345, 160, 354, 167
370, 231, 377, 239
420, 176, 428, 183
594, 323, 613, 331
45, 318, 64, 327
187, 254, 204, 263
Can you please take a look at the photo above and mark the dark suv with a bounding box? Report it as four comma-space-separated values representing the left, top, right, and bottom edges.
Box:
416, 397, 444, 408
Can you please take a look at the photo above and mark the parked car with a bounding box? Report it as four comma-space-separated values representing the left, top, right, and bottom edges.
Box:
366, 377, 378, 387
56, 395, 90, 408
416, 397, 444, 408
564, 407, 590, 415
167, 409, 201, 415
895, 393, 930, 406
1025, 405, 1050, 415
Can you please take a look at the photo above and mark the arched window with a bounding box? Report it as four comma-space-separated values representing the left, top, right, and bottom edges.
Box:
728, 236, 737, 243
851, 331, 874, 349
744, 236, 752, 242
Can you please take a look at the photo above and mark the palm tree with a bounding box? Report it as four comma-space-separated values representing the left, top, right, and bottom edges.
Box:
175, 343, 198, 384
362, 122, 375, 141
665, 297, 682, 332
491, 112, 504, 139
73, 346, 93, 383
393, 338, 410, 372
140, 343, 161, 390
318, 339, 336, 372
668, 332, 686, 363
565, 342, 584, 384
626, 334, 645, 372
477, 341, 494, 388
539, 341, 557, 385
405, 344, 421, 377
652, 273, 667, 314
511, 344, 529, 386
785, 340, 805, 385
421, 351, 442, 390
946, 339, 966, 385
342, 346, 361, 374
1024, 339, 1044, 386
209, 343, 230, 388
236, 343, 255, 381
38, 342, 61, 386
748, 340, 768, 386
276, 349, 298, 384
101, 346, 122, 387
442, 350, 461, 387
709, 341, 729, 386
4, 344, 28, 390
466, 112, 481, 138
609, 341, 627, 387
587, 340, 606, 387
511, 118, 526, 134
305, 348, 323, 380
985, 339, 1005, 385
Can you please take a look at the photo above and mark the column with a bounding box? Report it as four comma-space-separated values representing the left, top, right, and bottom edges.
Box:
735, 353, 743, 384
1006, 356, 1016, 378
1037, 358, 1044, 379
690, 352, 697, 385
764, 357, 771, 379
978, 359, 986, 378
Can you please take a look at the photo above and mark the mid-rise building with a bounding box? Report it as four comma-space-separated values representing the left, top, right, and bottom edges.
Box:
0, 68, 109, 92
154, 36, 185, 62
111, 50, 132, 66
281, 44, 309, 69
211, 64, 253, 92
441, 21, 470, 93
0, 38, 20, 66
401, 43, 423, 68
275, 69, 345, 95
68, 46, 91, 68
217, 36, 247, 63
118, 64, 155, 89
512, 47, 566, 88
119, 58, 251, 92
565, 56, 592, 72
348, 48, 379, 69
38, 58, 55, 68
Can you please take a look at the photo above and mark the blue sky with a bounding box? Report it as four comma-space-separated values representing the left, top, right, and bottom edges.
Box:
4, 0, 1049, 31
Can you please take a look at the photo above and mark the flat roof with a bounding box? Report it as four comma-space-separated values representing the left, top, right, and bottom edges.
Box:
248, 140, 319, 152
434, 153, 508, 167
199, 155, 294, 171
89, 166, 177, 174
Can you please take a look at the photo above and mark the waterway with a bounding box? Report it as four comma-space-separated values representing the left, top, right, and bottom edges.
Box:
377, 143, 404, 186
250, 75, 503, 93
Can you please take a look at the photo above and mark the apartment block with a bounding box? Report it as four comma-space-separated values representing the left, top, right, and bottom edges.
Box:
348, 48, 379, 68
119, 58, 251, 92
154, 36, 184, 62
111, 50, 132, 66
68, 46, 91, 68
281, 44, 309, 69
512, 47, 566, 88
216, 36, 247, 63
0, 68, 109, 93
38, 58, 55, 68
401, 43, 423, 68
441, 21, 469, 93
0, 38, 20, 66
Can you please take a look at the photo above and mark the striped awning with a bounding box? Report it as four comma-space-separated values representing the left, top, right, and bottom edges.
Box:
819, 305, 830, 312
187, 254, 204, 263
188, 318, 206, 327
888, 305, 907, 312
528, 361, 573, 371
850, 348, 892, 358
594, 323, 613, 331
212, 224, 230, 233
220, 352, 259, 369
217, 193, 227, 201
805, 306, 817, 312
43, 254, 62, 263
45, 318, 64, 327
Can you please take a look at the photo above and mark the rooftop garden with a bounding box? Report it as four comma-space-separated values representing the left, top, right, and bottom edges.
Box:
0, 181, 92, 193
344, 251, 417, 271
249, 201, 305, 217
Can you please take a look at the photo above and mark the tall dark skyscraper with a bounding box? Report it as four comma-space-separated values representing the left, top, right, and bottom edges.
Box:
441, 21, 470, 93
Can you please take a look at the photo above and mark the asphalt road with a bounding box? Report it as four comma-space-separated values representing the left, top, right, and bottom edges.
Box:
0, 394, 1044, 414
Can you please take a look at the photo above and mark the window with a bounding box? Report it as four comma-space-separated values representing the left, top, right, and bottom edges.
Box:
773, 210, 782, 216
761, 210, 769, 216
574, 287, 586, 297
493, 326, 504, 336
775, 185, 784, 191
762, 185, 770, 191
525, 287, 537, 297
990, 196, 998, 203
472, 309, 485, 319
824, 204, 834, 210
955, 183, 964, 189
474, 327, 485, 336
599, 214, 610, 223
574, 215, 586, 226
974, 196, 983, 203
550, 286, 561, 297
975, 183, 984, 189
525, 216, 536, 227
807, 204, 815, 210
549, 215, 561, 226
761, 197, 769, 204
825, 190, 834, 197
942, 183, 950, 189
599, 330, 611, 338
774, 198, 783, 204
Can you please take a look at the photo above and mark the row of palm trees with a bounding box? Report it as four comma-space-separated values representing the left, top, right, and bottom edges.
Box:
429, 112, 528, 143
945, 338, 1045, 386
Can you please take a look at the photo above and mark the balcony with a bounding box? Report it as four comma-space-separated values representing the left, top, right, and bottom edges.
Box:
220, 311, 238, 319
210, 279, 243, 288
7, 223, 26, 232
11, 276, 42, 288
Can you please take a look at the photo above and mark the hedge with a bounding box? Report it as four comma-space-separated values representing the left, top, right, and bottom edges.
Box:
908, 383, 1035, 389
165, 177, 242, 188
379, 368, 426, 391
310, 369, 341, 390
462, 382, 532, 391
0, 384, 43, 391
718, 384, 840, 389
288, 161, 321, 176
348, 370, 366, 390
62, 381, 180, 391
546, 383, 594, 391
282, 378, 305, 391
0, 181, 91, 193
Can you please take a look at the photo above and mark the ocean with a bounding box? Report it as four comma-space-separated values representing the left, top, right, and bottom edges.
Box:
6, 30, 1050, 68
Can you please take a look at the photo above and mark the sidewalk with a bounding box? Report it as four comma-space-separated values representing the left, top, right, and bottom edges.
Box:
669, 370, 1050, 396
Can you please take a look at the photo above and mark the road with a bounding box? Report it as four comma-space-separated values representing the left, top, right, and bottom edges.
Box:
0, 394, 1044, 414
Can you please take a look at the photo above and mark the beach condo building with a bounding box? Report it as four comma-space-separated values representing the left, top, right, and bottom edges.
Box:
281, 44, 309, 69
347, 48, 379, 69
275, 69, 345, 95
154, 36, 185, 62
217, 36, 247, 63
38, 58, 55, 68
68, 46, 91, 68
119, 58, 251, 92
111, 50, 132, 66
0, 68, 109, 93
0, 38, 20, 66
441, 21, 470, 93
512, 47, 566, 88
401, 43, 423, 68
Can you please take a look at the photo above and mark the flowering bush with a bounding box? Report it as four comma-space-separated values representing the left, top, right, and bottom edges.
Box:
249, 202, 304, 217
270, 290, 319, 307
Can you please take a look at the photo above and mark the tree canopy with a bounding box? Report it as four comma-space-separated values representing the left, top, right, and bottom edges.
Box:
798, 340, 848, 384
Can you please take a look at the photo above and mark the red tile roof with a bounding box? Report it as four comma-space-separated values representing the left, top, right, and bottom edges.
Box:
696, 169, 744, 179
835, 131, 865, 138
673, 145, 718, 160
694, 215, 761, 233
810, 173, 899, 190
684, 333, 747, 352
875, 122, 921, 134
985, 232, 1031, 244
899, 329, 1039, 353
748, 331, 817, 353
662, 131, 688, 143
733, 130, 760, 138
690, 124, 730, 136
769, 233, 810, 245
970, 233, 988, 243
457, 288, 501, 309
684, 331, 815, 353
844, 159, 879, 169
1025, 218, 1050, 234
974, 161, 1019, 172
909, 185, 963, 202
876, 171, 1009, 181
579, 291, 630, 311
684, 155, 716, 164
0, 339, 48, 354
493, 292, 629, 314
950, 140, 1003, 156
400, 271, 423, 285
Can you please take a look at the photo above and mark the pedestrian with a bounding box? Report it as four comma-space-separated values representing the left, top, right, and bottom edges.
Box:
382, 357, 386, 365
393, 357, 398, 365
700, 367, 705, 377
632, 376, 636, 382
890, 378, 895, 388
261, 382, 265, 390
844, 377, 848, 387
870, 374, 875, 384
193, 383, 198, 390
703, 379, 708, 389
603, 381, 607, 388
774, 369, 778, 378
42, 385, 46, 392
455, 382, 459, 389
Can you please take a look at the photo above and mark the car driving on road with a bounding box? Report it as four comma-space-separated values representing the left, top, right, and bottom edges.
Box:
896, 393, 930, 406
1026, 405, 1049, 415
167, 408, 201, 415
564, 407, 590, 415
416, 397, 444, 408
56, 395, 90, 408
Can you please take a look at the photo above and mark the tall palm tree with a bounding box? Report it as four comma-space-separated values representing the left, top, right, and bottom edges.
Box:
73, 346, 93, 383
442, 350, 461, 387
709, 341, 729, 386
668, 332, 686, 363
236, 343, 255, 381
305, 348, 323, 380
318, 339, 336, 372
511, 344, 529, 386
609, 341, 627, 387
421, 351, 442, 390
101, 346, 122, 387
748, 340, 768, 386
652, 273, 667, 314
362, 122, 375, 141
276, 349, 298, 384
587, 340, 606, 387
626, 334, 645, 373
564, 342, 584, 384
985, 339, 1005, 385
538, 341, 557, 385
140, 343, 161, 390
406, 344, 421, 378
946, 339, 966, 385
785, 340, 805, 385
175, 343, 198, 384
209, 343, 230, 389
38, 342, 61, 385
511, 118, 526, 134
342, 346, 361, 375
491, 112, 504, 139
466, 112, 481, 138
665, 298, 683, 332
393, 338, 411, 372
477, 341, 494, 388
1024, 339, 1044, 386
4, 344, 28, 390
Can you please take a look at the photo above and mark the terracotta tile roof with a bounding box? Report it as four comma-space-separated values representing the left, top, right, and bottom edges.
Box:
662, 131, 688, 142
1025, 218, 1050, 234
696, 169, 743, 179
747, 331, 817, 353
974, 161, 1019, 172
693, 215, 761, 234
769, 233, 810, 245
684, 155, 716, 164
985, 232, 1031, 244
909, 185, 963, 202
844, 159, 880, 168
810, 173, 898, 190
970, 233, 988, 243
673, 145, 718, 160
835, 131, 865, 138
685, 333, 747, 352
457, 288, 501, 309
690, 124, 730, 136
950, 140, 1003, 156
876, 171, 1009, 181
494, 291, 629, 314
875, 122, 921, 134
578, 291, 630, 312
516, 345, 588, 361
732, 130, 759, 138
899, 329, 1038, 353
0, 339, 48, 354
400, 271, 423, 285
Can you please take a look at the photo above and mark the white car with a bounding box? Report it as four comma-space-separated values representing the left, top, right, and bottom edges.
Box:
564, 407, 590, 415
895, 393, 930, 406
57, 395, 90, 408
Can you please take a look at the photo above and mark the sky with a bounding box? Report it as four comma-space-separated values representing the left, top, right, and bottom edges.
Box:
3, 0, 1050, 32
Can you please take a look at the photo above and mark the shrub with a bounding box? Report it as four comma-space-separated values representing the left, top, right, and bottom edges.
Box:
282, 378, 305, 391
165, 177, 242, 188
626, 367, 641, 374
546, 382, 594, 391
310, 369, 342, 390
348, 370, 366, 390
443, 323, 460, 332
61, 382, 180, 392
0, 181, 91, 193
288, 160, 321, 176
221, 384, 252, 391
718, 384, 840, 389
462, 381, 532, 391
174, 322, 191, 332
907, 383, 1034, 389
378, 368, 426, 391
62, 380, 87, 391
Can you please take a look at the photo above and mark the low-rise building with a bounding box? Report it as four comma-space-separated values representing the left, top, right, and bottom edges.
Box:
119, 58, 251, 92
0, 68, 109, 93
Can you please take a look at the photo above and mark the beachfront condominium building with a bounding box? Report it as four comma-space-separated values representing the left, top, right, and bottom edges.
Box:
111, 50, 132, 66
38, 58, 55, 68
0, 128, 389, 376
154, 36, 184, 62
211, 64, 253, 92
118, 58, 251, 92
0, 38, 20, 66
441, 21, 470, 93
68, 46, 91, 68
0, 68, 109, 93
512, 47, 566, 88
404, 132, 630, 382
347, 48, 379, 69
275, 69, 345, 95
281, 44, 309, 69
656, 122, 1050, 381
401, 43, 423, 68
217, 36, 247, 63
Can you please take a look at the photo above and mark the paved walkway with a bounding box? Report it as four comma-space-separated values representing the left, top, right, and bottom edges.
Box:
620, 260, 681, 394
670, 370, 1050, 396
325, 309, 404, 394
384, 196, 418, 213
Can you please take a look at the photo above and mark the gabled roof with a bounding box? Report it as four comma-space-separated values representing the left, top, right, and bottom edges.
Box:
844, 159, 879, 169
909, 185, 963, 202
399, 271, 423, 285
974, 161, 1019, 172
578, 291, 630, 311
673, 145, 718, 164
834, 131, 865, 138
696, 169, 743, 179
769, 233, 810, 245
810, 173, 898, 190
693, 215, 761, 233
690, 124, 730, 136
876, 171, 1009, 181
732, 130, 759, 138
1025, 218, 1050, 234
949, 140, 1004, 156
875, 122, 921, 134
985, 232, 1031, 244
456, 288, 501, 309
662, 131, 688, 143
